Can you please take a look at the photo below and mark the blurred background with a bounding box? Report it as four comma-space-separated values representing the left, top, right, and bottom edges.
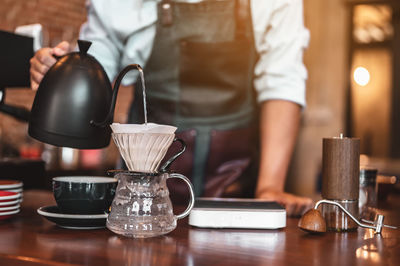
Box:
0, 0, 399, 195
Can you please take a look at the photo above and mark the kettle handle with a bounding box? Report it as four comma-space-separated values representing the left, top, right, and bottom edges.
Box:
90, 64, 142, 127
52, 55, 63, 61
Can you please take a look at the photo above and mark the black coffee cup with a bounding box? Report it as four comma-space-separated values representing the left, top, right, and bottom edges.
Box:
52, 176, 118, 214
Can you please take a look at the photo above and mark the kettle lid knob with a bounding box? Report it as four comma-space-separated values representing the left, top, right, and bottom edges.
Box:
77, 40, 91, 55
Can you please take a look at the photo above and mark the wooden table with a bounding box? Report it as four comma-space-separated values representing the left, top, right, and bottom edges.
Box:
0, 190, 399, 265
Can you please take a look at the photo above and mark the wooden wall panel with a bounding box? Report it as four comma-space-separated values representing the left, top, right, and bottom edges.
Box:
286, 0, 350, 196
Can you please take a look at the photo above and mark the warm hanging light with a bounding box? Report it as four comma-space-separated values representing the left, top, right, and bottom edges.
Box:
353, 66, 370, 86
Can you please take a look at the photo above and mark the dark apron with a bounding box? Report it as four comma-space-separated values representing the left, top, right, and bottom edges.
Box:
129, 0, 259, 202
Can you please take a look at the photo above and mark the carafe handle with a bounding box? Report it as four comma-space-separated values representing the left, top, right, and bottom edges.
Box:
168, 173, 195, 219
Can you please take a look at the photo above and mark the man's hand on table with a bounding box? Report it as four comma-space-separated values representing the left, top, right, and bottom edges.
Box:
30, 41, 70, 90
256, 190, 314, 217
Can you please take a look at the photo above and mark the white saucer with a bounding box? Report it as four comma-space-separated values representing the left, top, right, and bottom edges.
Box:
0, 199, 19, 206
0, 180, 23, 190
0, 204, 20, 211
2, 188, 23, 193
37, 206, 108, 229
0, 193, 21, 201
0, 209, 20, 220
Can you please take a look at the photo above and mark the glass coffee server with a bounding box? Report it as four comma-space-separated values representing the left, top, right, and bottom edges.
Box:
107, 134, 195, 238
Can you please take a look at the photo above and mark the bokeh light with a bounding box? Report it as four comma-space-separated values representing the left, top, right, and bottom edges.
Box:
354, 66, 370, 86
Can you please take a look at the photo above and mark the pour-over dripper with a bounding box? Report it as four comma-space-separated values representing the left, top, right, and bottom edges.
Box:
111, 123, 177, 173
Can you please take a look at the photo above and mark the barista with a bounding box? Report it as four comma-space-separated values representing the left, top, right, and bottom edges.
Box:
30, 0, 313, 216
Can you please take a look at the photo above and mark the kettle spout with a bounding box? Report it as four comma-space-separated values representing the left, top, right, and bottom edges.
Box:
91, 64, 143, 127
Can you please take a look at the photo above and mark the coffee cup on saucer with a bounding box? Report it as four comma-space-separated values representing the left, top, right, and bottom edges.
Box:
52, 176, 118, 214
37, 176, 117, 229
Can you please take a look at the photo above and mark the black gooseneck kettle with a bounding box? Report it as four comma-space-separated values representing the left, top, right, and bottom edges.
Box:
28, 40, 140, 149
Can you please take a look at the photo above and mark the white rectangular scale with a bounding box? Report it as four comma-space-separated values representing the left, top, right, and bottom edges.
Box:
188, 198, 286, 229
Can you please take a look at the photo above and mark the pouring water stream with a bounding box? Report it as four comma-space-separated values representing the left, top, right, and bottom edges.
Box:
137, 66, 148, 125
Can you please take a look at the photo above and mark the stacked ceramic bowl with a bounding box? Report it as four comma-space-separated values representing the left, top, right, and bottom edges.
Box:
0, 180, 23, 220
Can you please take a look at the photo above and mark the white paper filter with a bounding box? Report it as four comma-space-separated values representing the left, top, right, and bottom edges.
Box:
110, 123, 176, 134
111, 123, 177, 173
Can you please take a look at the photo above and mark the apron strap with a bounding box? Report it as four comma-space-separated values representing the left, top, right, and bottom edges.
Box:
160, 0, 173, 26
235, 0, 251, 40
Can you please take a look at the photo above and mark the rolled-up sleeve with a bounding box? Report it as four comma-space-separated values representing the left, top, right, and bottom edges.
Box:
251, 0, 309, 107
79, 1, 120, 83
79, 0, 157, 85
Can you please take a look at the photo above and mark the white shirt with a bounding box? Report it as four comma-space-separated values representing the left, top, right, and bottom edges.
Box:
80, 0, 309, 106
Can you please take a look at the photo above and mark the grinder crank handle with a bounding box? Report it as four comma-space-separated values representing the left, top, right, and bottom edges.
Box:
315, 199, 397, 233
